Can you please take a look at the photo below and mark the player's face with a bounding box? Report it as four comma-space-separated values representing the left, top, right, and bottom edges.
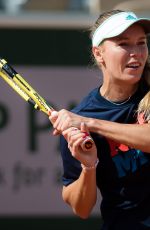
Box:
96, 24, 148, 85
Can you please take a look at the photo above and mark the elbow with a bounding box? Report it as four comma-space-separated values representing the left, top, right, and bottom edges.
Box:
63, 193, 92, 219
62, 186, 96, 219
73, 208, 91, 219
72, 199, 97, 219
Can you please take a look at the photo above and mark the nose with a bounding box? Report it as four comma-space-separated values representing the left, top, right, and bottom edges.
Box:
129, 45, 143, 58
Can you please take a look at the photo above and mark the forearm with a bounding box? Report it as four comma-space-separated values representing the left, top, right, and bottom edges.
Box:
62, 168, 97, 219
88, 118, 150, 152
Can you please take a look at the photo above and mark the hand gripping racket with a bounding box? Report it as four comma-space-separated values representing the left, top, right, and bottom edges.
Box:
0, 57, 93, 151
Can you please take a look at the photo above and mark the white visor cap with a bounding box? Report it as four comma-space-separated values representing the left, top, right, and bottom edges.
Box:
92, 11, 150, 47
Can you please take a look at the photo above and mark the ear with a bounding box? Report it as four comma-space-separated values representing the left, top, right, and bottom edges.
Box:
92, 46, 104, 64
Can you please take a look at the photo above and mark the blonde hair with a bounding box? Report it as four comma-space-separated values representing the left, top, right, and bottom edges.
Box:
137, 54, 150, 122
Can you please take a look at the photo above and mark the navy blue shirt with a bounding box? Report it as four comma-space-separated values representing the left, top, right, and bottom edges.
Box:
60, 87, 150, 229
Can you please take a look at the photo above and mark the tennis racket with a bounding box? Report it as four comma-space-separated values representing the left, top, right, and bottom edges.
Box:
0, 57, 93, 151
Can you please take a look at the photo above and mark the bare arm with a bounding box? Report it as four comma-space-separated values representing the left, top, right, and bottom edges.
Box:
49, 109, 150, 153
88, 119, 150, 153
62, 168, 97, 219
61, 123, 98, 218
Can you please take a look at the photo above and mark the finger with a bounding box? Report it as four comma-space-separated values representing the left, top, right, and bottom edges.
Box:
49, 110, 58, 124
51, 110, 58, 117
62, 127, 77, 140
71, 136, 88, 157
52, 113, 65, 130
80, 122, 90, 140
53, 129, 60, 136
80, 122, 89, 133
69, 132, 85, 149
69, 136, 84, 156
68, 128, 81, 143
62, 127, 73, 136
63, 127, 80, 143
53, 110, 77, 132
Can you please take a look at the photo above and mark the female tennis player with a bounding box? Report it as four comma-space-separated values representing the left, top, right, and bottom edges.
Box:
49, 10, 150, 229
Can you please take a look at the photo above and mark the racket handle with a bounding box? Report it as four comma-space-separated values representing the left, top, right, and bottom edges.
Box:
81, 136, 94, 151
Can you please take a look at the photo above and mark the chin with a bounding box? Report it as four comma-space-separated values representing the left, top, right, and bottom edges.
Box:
129, 78, 141, 85
125, 70, 143, 78
123, 74, 142, 84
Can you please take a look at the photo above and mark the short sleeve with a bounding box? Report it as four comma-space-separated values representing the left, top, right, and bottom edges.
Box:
60, 135, 82, 186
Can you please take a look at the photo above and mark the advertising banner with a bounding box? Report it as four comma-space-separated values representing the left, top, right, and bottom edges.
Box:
0, 66, 102, 215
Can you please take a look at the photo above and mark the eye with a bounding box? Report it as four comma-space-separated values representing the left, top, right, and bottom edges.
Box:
119, 42, 128, 46
138, 41, 147, 45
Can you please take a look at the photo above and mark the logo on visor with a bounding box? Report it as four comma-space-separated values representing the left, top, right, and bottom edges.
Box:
126, 15, 137, 20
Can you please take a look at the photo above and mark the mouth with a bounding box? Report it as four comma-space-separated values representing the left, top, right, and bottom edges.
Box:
126, 62, 141, 70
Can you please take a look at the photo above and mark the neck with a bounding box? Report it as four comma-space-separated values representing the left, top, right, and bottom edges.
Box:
100, 83, 138, 102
